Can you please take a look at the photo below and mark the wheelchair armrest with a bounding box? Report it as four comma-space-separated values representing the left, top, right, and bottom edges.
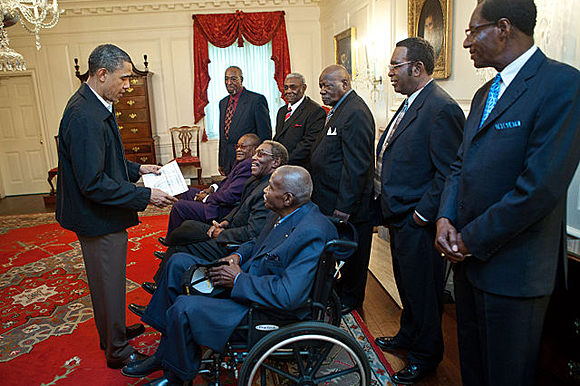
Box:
324, 239, 357, 261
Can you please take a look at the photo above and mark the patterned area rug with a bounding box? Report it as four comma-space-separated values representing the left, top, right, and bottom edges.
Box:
0, 211, 394, 385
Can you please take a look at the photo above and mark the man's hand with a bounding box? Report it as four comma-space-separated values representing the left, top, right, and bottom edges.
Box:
194, 187, 215, 202
207, 257, 242, 288
332, 209, 350, 222
435, 218, 468, 263
139, 164, 162, 176
207, 220, 229, 238
149, 188, 178, 208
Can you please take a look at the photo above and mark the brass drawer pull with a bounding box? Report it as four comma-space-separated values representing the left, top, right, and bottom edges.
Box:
129, 113, 137, 119
132, 146, 140, 153
130, 79, 139, 85
127, 100, 136, 106
126, 87, 134, 93
116, 111, 122, 117
119, 125, 124, 130
130, 128, 139, 134
140, 156, 149, 163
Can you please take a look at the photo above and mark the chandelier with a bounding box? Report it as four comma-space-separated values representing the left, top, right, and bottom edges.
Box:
1, 0, 62, 71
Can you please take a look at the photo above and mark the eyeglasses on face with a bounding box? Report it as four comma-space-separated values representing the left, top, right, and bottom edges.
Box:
235, 143, 251, 150
388, 60, 417, 71
254, 148, 274, 158
465, 22, 497, 39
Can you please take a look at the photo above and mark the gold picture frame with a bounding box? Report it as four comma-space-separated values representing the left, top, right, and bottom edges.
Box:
334, 27, 356, 79
408, 0, 452, 79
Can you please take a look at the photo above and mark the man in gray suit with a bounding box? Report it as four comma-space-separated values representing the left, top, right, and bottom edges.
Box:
436, 1, 580, 385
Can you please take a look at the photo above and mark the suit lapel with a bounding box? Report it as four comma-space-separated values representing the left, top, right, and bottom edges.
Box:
230, 89, 248, 132
376, 102, 405, 156
473, 49, 546, 140
277, 98, 308, 138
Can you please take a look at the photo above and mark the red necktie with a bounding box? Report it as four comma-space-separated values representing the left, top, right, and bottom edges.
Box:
224, 97, 235, 139
284, 105, 292, 121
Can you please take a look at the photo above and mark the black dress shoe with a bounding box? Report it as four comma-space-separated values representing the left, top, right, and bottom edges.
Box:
391, 363, 435, 385
107, 351, 148, 369
142, 281, 157, 294
99, 324, 145, 349
153, 251, 165, 260
121, 355, 163, 378
128, 303, 146, 317
375, 336, 409, 351
158, 237, 168, 246
341, 304, 354, 315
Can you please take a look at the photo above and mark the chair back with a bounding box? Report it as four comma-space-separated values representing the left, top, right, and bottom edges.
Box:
169, 126, 200, 160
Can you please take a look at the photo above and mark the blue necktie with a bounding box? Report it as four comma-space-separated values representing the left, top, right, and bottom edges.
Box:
480, 74, 501, 127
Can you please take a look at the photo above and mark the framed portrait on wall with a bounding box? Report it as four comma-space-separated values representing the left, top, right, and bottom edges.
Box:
408, 0, 453, 79
334, 27, 356, 78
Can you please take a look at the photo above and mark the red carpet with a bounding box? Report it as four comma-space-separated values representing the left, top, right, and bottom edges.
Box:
0, 212, 393, 385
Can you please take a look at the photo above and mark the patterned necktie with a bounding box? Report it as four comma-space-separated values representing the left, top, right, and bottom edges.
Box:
325, 108, 334, 126
374, 98, 409, 197
284, 105, 292, 121
224, 97, 235, 139
480, 73, 502, 127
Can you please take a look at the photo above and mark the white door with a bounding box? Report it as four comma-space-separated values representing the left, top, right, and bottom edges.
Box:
0, 74, 49, 195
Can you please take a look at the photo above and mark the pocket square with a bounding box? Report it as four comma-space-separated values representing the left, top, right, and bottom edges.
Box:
327, 127, 337, 136
495, 120, 521, 130
294, 124, 303, 127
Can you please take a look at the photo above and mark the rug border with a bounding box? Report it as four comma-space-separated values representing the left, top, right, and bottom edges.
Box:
352, 310, 396, 376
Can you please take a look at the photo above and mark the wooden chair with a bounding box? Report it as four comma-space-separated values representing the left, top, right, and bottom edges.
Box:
169, 125, 202, 185
44, 136, 59, 206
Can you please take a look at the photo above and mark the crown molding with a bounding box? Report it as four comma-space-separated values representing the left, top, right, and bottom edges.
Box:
59, 0, 320, 16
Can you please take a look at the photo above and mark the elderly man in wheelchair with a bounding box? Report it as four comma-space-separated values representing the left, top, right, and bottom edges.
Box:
120, 165, 371, 386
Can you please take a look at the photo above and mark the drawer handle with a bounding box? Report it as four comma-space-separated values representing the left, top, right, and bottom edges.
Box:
129, 113, 137, 119
132, 146, 140, 153
130, 128, 139, 134
127, 100, 136, 106
115, 111, 122, 117
130, 79, 139, 85
126, 88, 134, 93
118, 125, 124, 130
140, 156, 149, 163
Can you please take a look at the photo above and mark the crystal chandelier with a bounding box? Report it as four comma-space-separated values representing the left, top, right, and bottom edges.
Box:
0, 1, 62, 72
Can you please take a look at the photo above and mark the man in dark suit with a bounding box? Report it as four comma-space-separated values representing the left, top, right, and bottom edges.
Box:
128, 141, 288, 313
55, 44, 177, 368
310, 64, 375, 314
273, 72, 326, 167
219, 66, 271, 175
373, 37, 465, 384
436, 1, 580, 385
165, 133, 259, 233
120, 166, 337, 386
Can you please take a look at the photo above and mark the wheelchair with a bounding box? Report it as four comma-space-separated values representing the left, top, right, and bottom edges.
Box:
197, 217, 372, 386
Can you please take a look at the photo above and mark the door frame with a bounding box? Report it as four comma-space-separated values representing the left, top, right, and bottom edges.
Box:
0, 69, 52, 198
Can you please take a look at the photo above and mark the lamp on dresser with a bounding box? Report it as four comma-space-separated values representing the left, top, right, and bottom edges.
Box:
73, 54, 157, 165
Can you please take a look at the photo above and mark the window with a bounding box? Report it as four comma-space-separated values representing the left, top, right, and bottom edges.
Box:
204, 41, 284, 139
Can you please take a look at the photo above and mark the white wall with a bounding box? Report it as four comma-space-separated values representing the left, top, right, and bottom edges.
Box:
1, 0, 322, 192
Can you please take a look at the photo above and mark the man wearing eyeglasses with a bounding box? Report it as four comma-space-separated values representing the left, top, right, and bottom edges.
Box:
435, 1, 580, 385
219, 66, 272, 176
164, 134, 260, 234
372, 37, 465, 385
127, 141, 289, 316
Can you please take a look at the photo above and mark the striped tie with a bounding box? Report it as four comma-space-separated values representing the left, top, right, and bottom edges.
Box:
284, 106, 292, 121
480, 74, 501, 127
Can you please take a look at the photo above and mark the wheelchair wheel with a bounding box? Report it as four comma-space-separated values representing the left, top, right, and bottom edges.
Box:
238, 321, 371, 386
325, 290, 342, 327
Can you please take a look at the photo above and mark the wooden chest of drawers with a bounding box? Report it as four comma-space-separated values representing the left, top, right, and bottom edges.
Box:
74, 56, 157, 165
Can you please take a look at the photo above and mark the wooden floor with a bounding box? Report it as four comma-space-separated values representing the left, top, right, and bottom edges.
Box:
0, 194, 463, 386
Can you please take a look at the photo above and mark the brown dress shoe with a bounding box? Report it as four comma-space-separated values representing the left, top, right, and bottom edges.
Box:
107, 351, 148, 369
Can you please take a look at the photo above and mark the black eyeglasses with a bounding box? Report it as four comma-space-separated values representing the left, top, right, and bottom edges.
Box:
388, 60, 417, 71
235, 143, 251, 150
465, 22, 497, 39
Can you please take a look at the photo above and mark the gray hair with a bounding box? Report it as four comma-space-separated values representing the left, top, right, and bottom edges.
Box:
263, 140, 289, 166
239, 133, 260, 147
285, 72, 306, 84
226, 65, 243, 78
275, 165, 313, 204
88, 44, 132, 76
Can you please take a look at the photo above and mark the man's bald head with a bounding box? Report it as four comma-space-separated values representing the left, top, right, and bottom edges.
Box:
319, 65, 352, 106
275, 165, 313, 205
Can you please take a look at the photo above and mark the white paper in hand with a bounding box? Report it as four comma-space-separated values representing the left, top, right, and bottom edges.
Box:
142, 160, 188, 196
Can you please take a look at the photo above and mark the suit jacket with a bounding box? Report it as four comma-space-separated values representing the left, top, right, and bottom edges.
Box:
203, 157, 252, 220
214, 173, 271, 245
55, 83, 150, 237
377, 81, 464, 226
219, 88, 271, 174
273, 97, 326, 166
187, 202, 337, 351
310, 90, 375, 223
438, 49, 580, 297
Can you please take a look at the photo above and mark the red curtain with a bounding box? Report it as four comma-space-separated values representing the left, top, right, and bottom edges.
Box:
192, 10, 291, 139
